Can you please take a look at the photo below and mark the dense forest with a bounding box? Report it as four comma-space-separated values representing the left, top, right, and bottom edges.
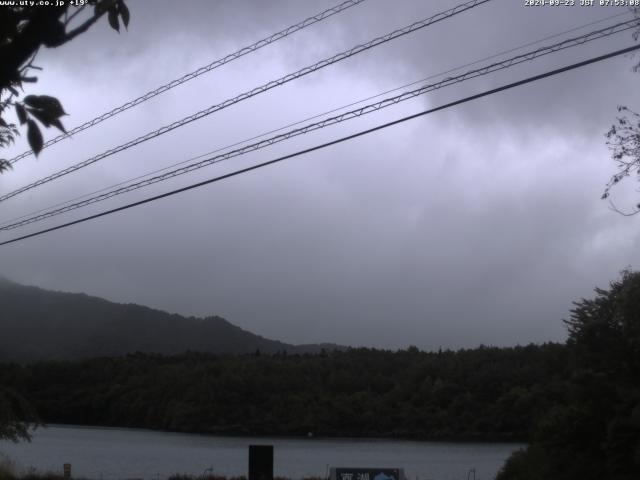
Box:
1, 344, 568, 441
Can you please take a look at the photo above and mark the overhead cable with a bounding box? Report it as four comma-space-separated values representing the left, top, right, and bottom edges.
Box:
0, 0, 492, 204
4, 10, 632, 230
1, 18, 637, 232
1, 43, 639, 247
7, 0, 368, 165
3, 9, 629, 230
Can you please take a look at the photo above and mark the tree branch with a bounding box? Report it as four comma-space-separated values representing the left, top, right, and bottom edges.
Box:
61, 0, 117, 44
0, 9, 66, 89
608, 199, 639, 216
64, 5, 87, 27
60, 12, 103, 44
19, 47, 40, 74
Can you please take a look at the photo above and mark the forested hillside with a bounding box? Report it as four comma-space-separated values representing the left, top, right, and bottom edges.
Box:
0, 279, 337, 361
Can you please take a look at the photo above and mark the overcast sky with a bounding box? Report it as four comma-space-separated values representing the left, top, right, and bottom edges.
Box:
1, 0, 639, 350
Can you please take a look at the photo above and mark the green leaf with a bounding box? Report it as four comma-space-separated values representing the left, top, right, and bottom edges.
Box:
94, 0, 109, 16
0, 159, 12, 174
41, 20, 66, 47
49, 117, 66, 133
26, 119, 43, 157
26, 108, 52, 128
15, 103, 27, 125
108, 7, 120, 32
118, 0, 130, 28
23, 95, 66, 117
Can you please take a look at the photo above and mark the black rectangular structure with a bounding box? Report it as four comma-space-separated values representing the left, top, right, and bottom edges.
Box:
249, 444, 273, 480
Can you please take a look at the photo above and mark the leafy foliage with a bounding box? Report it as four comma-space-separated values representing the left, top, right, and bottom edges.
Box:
603, 107, 640, 213
0, 388, 38, 443
497, 270, 640, 480
0, 102, 19, 173
602, 9, 640, 214
0, 0, 129, 167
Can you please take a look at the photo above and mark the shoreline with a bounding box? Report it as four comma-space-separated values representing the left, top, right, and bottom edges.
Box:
35, 423, 526, 445
1, 426, 520, 480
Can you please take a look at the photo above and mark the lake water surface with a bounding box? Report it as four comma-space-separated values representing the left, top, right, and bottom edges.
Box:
0, 426, 521, 480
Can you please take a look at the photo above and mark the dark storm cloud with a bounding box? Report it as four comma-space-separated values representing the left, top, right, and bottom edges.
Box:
1, 0, 639, 350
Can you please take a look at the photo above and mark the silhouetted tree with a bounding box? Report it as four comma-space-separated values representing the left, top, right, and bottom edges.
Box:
0, 0, 130, 172
497, 270, 640, 480
601, 9, 640, 214
0, 387, 38, 442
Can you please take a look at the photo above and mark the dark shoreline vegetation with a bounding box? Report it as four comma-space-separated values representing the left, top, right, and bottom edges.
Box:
1, 344, 568, 442
0, 471, 321, 480
1, 270, 640, 480
0, 465, 317, 480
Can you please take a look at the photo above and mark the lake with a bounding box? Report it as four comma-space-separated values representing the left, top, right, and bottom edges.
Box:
0, 425, 522, 480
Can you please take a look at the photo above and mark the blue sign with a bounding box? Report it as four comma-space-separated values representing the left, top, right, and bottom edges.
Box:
334, 468, 402, 480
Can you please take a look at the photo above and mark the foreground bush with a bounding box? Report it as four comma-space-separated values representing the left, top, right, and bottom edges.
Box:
497, 270, 640, 480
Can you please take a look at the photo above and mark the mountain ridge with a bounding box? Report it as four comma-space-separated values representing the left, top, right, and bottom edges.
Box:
0, 279, 343, 362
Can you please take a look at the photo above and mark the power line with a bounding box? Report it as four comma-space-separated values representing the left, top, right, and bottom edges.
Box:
0, 0, 492, 204
7, 0, 368, 165
2, 9, 630, 230
4, 18, 637, 230
2, 17, 637, 233
3, 11, 630, 231
2, 43, 638, 248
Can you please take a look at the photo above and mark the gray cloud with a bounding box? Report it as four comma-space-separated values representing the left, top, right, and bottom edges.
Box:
1, 0, 639, 350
